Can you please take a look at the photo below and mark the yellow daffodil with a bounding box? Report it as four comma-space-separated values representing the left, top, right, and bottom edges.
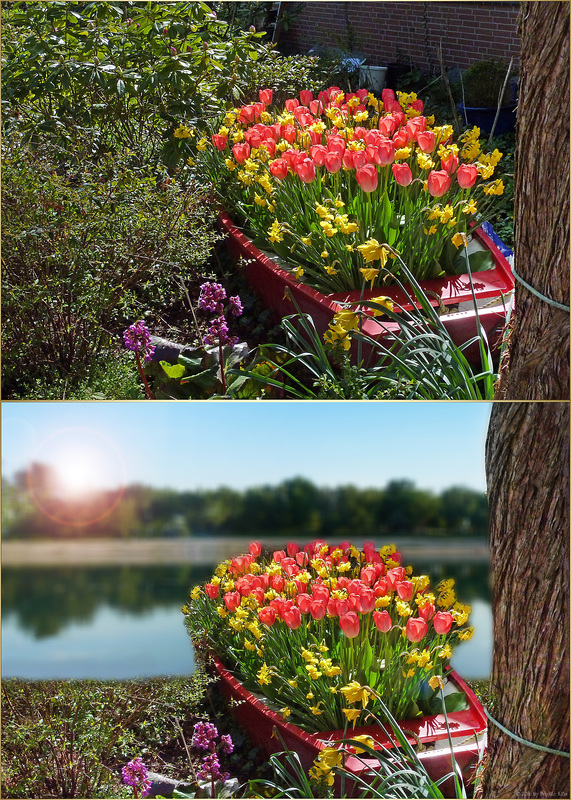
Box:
360, 267, 380, 286
341, 681, 371, 707
452, 232, 467, 249
342, 707, 362, 727
351, 735, 376, 753
174, 123, 192, 139
357, 239, 389, 265
463, 199, 478, 215
429, 675, 444, 691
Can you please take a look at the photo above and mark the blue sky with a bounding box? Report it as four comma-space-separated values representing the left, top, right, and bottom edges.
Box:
2, 402, 491, 494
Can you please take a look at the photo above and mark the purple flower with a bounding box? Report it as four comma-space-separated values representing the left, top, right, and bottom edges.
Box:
229, 296, 243, 317
204, 315, 230, 346
122, 757, 152, 797
220, 734, 234, 754
197, 752, 228, 783
123, 321, 155, 362
198, 282, 227, 314
192, 721, 219, 752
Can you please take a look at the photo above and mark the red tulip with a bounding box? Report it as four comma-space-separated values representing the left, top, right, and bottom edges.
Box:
232, 142, 251, 164
224, 591, 241, 612
360, 566, 377, 586
327, 135, 346, 155
270, 574, 284, 592
382, 88, 396, 105
310, 144, 327, 166
405, 116, 427, 141
392, 129, 409, 148
285, 97, 300, 112
282, 123, 297, 144
249, 541, 262, 557
259, 88, 273, 105
326, 598, 338, 617
310, 99, 324, 116
406, 617, 428, 643
205, 583, 219, 599
433, 611, 454, 635
258, 605, 276, 626
342, 150, 355, 170
212, 133, 227, 150
373, 609, 392, 632
386, 567, 406, 589
260, 137, 276, 156
296, 593, 313, 613
273, 550, 286, 563
396, 581, 414, 602
235, 576, 253, 596
427, 169, 451, 197
339, 611, 361, 638
374, 578, 389, 597
286, 542, 299, 557
409, 98, 424, 113
417, 130, 436, 153
239, 104, 256, 123
251, 587, 265, 605
324, 151, 342, 173
296, 551, 309, 567
295, 158, 316, 183
456, 163, 479, 189
308, 127, 322, 145
378, 115, 398, 137
312, 584, 330, 603
300, 89, 313, 105
283, 605, 302, 630
336, 598, 351, 617
392, 163, 413, 186
441, 152, 458, 174
356, 164, 379, 193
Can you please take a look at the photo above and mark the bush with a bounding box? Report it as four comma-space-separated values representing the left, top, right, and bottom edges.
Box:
1, 138, 221, 399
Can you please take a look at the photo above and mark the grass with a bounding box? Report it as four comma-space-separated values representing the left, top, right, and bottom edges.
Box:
1, 665, 491, 799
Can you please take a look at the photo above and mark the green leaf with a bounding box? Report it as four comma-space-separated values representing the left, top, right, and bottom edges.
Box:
452, 248, 494, 275
443, 691, 469, 712
160, 360, 186, 379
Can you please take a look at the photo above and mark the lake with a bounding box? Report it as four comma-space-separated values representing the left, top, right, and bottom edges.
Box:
1, 537, 492, 681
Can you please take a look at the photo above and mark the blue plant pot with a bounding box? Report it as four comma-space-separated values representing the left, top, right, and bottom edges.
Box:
458, 102, 517, 135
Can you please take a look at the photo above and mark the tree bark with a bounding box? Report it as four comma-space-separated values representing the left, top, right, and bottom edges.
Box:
477, 402, 570, 798
495, 2, 570, 399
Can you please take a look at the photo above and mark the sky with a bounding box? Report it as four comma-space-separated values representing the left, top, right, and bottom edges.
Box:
1, 401, 491, 495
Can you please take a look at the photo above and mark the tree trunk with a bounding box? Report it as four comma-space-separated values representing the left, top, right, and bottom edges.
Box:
495, 2, 570, 399
477, 402, 569, 798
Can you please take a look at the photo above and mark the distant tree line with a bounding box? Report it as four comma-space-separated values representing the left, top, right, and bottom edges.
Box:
2, 466, 488, 540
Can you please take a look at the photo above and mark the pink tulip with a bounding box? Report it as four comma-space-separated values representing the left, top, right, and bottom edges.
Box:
251, 587, 265, 605
296, 551, 309, 567
378, 115, 398, 137
386, 567, 406, 589
205, 583, 219, 599
406, 617, 428, 643
286, 542, 299, 557
377, 139, 396, 166
339, 611, 361, 638
312, 584, 330, 603
295, 158, 316, 183
427, 170, 451, 197
308, 127, 322, 145
270, 574, 284, 592
396, 580, 414, 602
417, 130, 436, 153
258, 605, 276, 626
283, 606, 302, 630
282, 124, 297, 144
418, 600, 435, 621
374, 578, 389, 597
300, 89, 313, 105
310, 600, 327, 620
249, 541, 262, 557
456, 163, 479, 188
259, 88, 273, 105
373, 609, 392, 632
296, 593, 313, 614
441, 152, 459, 174
358, 588, 376, 613
336, 598, 350, 617
433, 611, 454, 635
360, 566, 377, 586
273, 549, 286, 563
382, 88, 396, 105
405, 116, 427, 141
342, 151, 355, 170
392, 129, 409, 148
392, 163, 413, 186
310, 144, 328, 166
352, 150, 368, 170
356, 164, 378, 193
285, 97, 300, 112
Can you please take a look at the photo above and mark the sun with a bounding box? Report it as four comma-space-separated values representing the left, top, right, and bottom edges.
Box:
28, 427, 126, 526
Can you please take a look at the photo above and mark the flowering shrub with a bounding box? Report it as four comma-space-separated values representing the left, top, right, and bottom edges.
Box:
184, 540, 474, 733
187, 86, 504, 293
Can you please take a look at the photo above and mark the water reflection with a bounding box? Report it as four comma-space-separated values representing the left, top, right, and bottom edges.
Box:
2, 556, 492, 681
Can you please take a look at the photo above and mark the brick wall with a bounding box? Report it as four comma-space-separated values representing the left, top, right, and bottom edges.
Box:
281, 1, 521, 72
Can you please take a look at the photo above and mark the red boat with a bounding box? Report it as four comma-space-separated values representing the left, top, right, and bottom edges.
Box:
220, 211, 514, 367
212, 654, 486, 797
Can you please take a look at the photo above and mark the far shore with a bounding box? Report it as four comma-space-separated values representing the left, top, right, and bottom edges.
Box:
2, 536, 488, 566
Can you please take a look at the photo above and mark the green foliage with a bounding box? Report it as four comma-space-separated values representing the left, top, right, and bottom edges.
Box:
1, 1, 269, 161
2, 471, 488, 541
1, 138, 220, 399
460, 59, 516, 108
